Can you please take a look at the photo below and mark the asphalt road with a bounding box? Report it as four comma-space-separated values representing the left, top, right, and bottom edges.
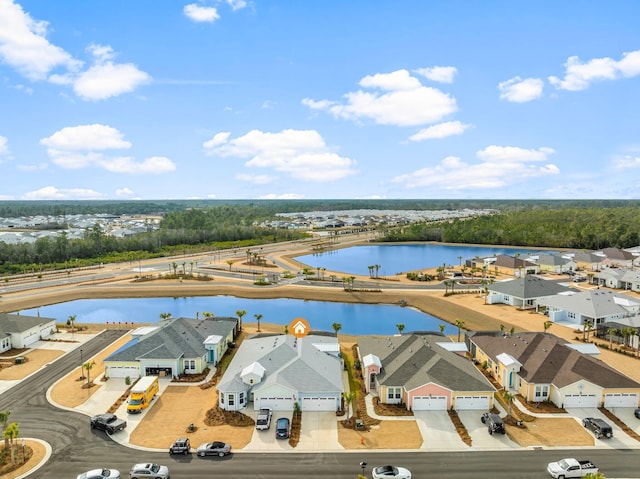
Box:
3, 333, 640, 479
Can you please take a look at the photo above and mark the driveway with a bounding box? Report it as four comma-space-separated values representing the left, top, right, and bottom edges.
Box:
457, 411, 518, 450
566, 407, 640, 448
297, 411, 341, 451
608, 407, 640, 436
413, 411, 467, 450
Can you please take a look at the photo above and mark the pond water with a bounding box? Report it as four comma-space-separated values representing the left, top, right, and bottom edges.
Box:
296, 243, 544, 277
23, 296, 457, 336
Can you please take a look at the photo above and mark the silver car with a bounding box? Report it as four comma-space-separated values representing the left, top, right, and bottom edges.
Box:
128, 463, 170, 479
196, 441, 232, 457
77, 469, 120, 479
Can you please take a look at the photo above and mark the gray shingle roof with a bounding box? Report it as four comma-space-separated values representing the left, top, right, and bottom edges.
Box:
488, 276, 572, 299
471, 331, 640, 389
358, 334, 494, 392
0, 312, 56, 334
538, 290, 639, 318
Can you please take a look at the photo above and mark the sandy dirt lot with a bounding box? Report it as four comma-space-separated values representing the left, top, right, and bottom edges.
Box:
506, 418, 594, 447
0, 349, 64, 380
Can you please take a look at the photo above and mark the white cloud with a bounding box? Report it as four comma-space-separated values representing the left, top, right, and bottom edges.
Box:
0, 0, 81, 80
0, 2, 148, 100
612, 155, 640, 170
184, 4, 220, 22
115, 187, 135, 197
226, 0, 248, 11
22, 186, 105, 200
392, 146, 558, 190
0, 135, 8, 155
203, 132, 231, 149
549, 50, 640, 91
41, 124, 132, 151
203, 128, 357, 182
40, 124, 175, 173
414, 66, 457, 84
498, 77, 544, 102
72, 44, 150, 100
236, 173, 276, 184
258, 193, 305, 199
302, 69, 457, 127
17, 163, 48, 172
408, 121, 471, 141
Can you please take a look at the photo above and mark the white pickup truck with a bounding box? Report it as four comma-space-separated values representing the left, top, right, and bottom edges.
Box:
547, 458, 599, 478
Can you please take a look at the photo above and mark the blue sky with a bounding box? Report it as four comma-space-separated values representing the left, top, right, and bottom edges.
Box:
1, 0, 639, 201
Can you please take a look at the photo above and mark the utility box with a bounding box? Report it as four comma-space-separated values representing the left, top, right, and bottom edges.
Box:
14, 357, 24, 365
355, 419, 364, 430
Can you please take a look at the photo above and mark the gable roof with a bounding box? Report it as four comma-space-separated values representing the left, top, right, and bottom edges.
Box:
538, 290, 640, 318
536, 253, 574, 267
218, 334, 343, 395
0, 312, 56, 334
488, 276, 572, 299
493, 254, 536, 269
470, 331, 640, 389
357, 333, 494, 392
104, 316, 237, 362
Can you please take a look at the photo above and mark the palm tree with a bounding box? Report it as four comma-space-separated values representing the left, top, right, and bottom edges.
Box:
159, 312, 172, 320
503, 391, 515, 419
254, 313, 263, 332
622, 327, 634, 349
226, 260, 234, 270
396, 323, 405, 334
67, 315, 76, 332
455, 320, 465, 342
458, 255, 463, 268
374, 264, 380, 278
368, 265, 374, 278
510, 326, 515, 335
343, 391, 356, 419
543, 321, 553, 332
3, 421, 19, 465
0, 410, 10, 450
607, 327, 617, 349
83, 360, 96, 386
236, 309, 246, 331
202, 311, 214, 319
438, 324, 446, 334
583, 319, 593, 342
332, 322, 342, 335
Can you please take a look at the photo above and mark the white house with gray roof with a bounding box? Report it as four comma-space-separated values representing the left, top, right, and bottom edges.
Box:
535, 253, 577, 274
217, 333, 343, 412
486, 275, 572, 309
358, 333, 496, 411
104, 316, 236, 379
0, 313, 57, 352
538, 290, 640, 328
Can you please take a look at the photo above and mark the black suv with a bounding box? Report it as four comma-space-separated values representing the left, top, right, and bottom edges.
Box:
169, 437, 191, 454
582, 417, 613, 439
89, 413, 127, 435
481, 412, 505, 435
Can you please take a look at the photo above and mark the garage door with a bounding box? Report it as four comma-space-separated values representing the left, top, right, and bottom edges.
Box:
604, 393, 639, 408
257, 397, 295, 411
107, 366, 139, 378
455, 395, 491, 410
412, 396, 447, 411
563, 394, 598, 408
301, 397, 337, 411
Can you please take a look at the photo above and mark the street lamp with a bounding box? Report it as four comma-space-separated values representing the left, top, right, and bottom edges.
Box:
80, 348, 84, 379
21, 439, 25, 463
360, 461, 367, 477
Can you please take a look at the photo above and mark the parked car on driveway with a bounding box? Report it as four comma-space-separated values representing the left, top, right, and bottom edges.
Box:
372, 465, 412, 479
90, 413, 127, 435
256, 408, 272, 430
582, 417, 613, 439
128, 463, 170, 479
169, 437, 191, 454
634, 408, 640, 419
196, 441, 232, 457
481, 412, 505, 435
77, 468, 120, 479
275, 417, 290, 439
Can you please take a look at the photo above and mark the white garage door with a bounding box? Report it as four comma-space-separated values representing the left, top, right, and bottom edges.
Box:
563, 394, 598, 408
455, 395, 491, 410
107, 366, 139, 378
412, 396, 447, 411
301, 397, 337, 411
257, 397, 295, 411
604, 393, 639, 408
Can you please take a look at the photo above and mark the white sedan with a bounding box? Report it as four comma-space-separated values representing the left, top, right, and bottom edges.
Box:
372, 465, 412, 479
77, 468, 120, 479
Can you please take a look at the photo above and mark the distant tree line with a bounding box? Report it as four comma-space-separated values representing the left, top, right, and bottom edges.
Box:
380, 206, 640, 250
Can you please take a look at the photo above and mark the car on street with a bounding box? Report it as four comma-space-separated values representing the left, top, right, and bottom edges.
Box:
77, 468, 121, 479
90, 413, 127, 434
275, 417, 290, 439
196, 441, 232, 457
128, 463, 170, 479
372, 465, 412, 479
169, 437, 191, 454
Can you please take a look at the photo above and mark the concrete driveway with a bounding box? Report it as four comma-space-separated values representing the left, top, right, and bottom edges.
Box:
457, 411, 518, 450
608, 407, 640, 436
413, 411, 467, 451
566, 407, 640, 448
296, 411, 341, 451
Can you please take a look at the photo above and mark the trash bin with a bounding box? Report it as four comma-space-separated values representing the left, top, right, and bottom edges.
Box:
355, 419, 364, 430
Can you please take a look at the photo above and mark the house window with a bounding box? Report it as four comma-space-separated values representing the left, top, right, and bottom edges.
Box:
535, 385, 549, 399
239, 392, 245, 405
395, 389, 401, 399
387, 387, 401, 400
220, 392, 225, 404
228, 394, 235, 406
568, 312, 575, 319
487, 359, 493, 369
518, 379, 522, 388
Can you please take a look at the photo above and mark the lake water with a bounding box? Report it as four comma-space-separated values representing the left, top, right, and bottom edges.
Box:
22, 296, 457, 336
296, 243, 543, 277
